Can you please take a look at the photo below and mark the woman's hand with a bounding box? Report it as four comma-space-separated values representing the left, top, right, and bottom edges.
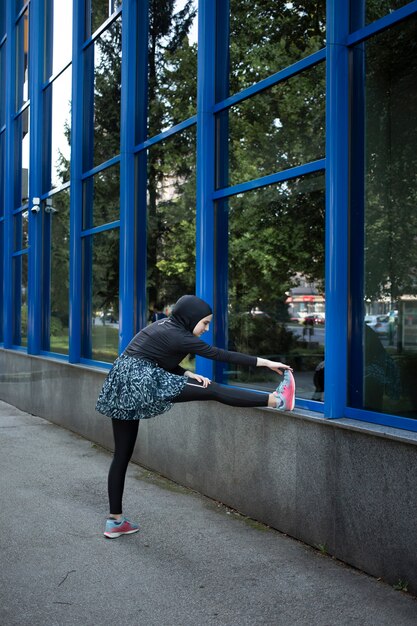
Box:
184, 371, 212, 388
256, 358, 293, 375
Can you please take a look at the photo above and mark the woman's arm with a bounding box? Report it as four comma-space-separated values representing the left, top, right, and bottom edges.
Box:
256, 357, 292, 375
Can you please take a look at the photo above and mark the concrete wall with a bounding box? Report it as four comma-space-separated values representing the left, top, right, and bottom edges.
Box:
1, 348, 416, 594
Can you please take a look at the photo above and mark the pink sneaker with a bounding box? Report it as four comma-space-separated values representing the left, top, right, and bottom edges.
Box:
273, 370, 295, 411
104, 516, 140, 539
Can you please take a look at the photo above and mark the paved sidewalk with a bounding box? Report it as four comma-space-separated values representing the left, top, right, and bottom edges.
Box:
0, 400, 416, 626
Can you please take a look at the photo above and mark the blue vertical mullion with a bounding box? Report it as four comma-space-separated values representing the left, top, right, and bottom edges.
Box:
195, 0, 216, 378
135, 0, 149, 333
213, 0, 229, 383
324, 0, 350, 418
3, 0, 16, 347
68, 0, 84, 362
118, 0, 137, 352
27, 0, 43, 354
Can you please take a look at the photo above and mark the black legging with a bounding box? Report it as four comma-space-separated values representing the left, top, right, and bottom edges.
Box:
108, 379, 269, 514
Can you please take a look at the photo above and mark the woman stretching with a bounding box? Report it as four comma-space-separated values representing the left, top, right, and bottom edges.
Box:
96, 295, 296, 538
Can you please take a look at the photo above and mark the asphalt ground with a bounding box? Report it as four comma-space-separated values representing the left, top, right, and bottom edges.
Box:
1, 400, 416, 626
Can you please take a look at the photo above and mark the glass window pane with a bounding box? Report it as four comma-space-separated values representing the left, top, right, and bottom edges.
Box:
351, 0, 413, 29
83, 18, 121, 170
44, 0, 73, 80
82, 229, 120, 362
42, 190, 70, 354
82, 164, 120, 230
15, 109, 30, 208
16, 1, 25, 15
12, 252, 28, 346
44, 68, 72, 191
216, 64, 325, 189
0, 223, 3, 343
0, 3, 5, 38
13, 209, 29, 251
0, 132, 4, 216
15, 9, 29, 111
146, 127, 196, 321
85, 0, 122, 39
221, 173, 325, 401
148, 1, 198, 137
227, 1, 326, 95
0, 44, 6, 128
350, 16, 417, 419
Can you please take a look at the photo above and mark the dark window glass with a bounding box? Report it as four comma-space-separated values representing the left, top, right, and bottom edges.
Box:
0, 223, 3, 343
216, 63, 325, 189
0, 3, 5, 38
82, 164, 120, 230
351, 0, 414, 29
85, 0, 122, 39
15, 108, 29, 208
41, 190, 70, 355
43, 67, 72, 192
146, 127, 196, 324
44, 0, 73, 80
0, 44, 5, 128
12, 252, 28, 346
82, 228, 120, 362
148, 1, 198, 137
350, 16, 417, 419
219, 173, 325, 401
0, 132, 4, 216
15, 9, 29, 111
83, 18, 121, 170
16, 1, 25, 16
226, 1, 326, 96
13, 209, 29, 251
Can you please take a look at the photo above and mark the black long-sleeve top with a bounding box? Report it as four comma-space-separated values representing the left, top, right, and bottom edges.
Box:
123, 317, 257, 375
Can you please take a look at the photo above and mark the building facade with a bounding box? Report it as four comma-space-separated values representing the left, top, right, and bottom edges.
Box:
1, 0, 417, 431
1, 0, 417, 592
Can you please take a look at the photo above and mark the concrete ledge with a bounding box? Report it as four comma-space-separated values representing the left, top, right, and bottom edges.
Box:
1, 348, 416, 595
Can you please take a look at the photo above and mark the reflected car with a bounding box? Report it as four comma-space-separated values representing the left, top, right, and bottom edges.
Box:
364, 314, 390, 335
304, 313, 325, 325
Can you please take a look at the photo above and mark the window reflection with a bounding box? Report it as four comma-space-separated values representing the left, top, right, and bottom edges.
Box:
351, 16, 417, 419
15, 108, 29, 208
0, 132, 4, 216
85, 0, 122, 39
84, 18, 121, 170
82, 229, 120, 362
0, 45, 5, 128
221, 173, 325, 400
0, 224, 2, 342
148, 0, 198, 136
42, 190, 70, 355
82, 164, 120, 230
227, 1, 325, 95
14, 210, 29, 251
15, 8, 29, 111
351, 0, 412, 29
44, 0, 73, 80
13, 252, 28, 346
44, 67, 72, 190
146, 127, 196, 321
216, 64, 325, 189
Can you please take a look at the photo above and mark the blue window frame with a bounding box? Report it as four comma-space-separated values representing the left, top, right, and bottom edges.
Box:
1, 0, 417, 431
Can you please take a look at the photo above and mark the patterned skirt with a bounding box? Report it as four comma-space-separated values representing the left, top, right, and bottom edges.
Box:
95, 355, 187, 420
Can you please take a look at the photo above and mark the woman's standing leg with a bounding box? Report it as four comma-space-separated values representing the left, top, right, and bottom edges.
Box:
104, 419, 141, 539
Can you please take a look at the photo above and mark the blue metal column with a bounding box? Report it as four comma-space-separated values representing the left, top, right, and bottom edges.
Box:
196, 0, 216, 377
118, 0, 137, 351
324, 0, 350, 418
3, 0, 16, 348
349, 0, 366, 408
213, 0, 229, 383
135, 0, 149, 333
68, 0, 84, 362
27, 0, 43, 354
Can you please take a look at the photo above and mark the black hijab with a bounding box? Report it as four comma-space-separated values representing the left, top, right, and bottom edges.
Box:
170, 295, 212, 333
